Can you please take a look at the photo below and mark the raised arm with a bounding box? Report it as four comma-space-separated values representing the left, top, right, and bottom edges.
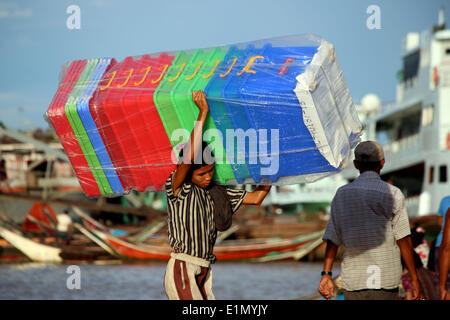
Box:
172, 90, 209, 196
242, 185, 271, 205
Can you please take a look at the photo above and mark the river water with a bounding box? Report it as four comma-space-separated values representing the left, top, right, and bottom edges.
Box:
0, 261, 339, 300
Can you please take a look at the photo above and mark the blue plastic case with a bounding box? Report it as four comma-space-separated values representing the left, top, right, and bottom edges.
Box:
76, 58, 125, 194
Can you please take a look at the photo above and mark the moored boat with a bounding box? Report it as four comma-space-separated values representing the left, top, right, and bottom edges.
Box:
0, 221, 119, 263
84, 223, 324, 262
0, 225, 62, 263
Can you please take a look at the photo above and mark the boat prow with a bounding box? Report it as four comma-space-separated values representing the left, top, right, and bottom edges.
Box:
0, 226, 62, 263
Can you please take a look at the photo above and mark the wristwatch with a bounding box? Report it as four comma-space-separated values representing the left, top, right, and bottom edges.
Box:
321, 271, 332, 276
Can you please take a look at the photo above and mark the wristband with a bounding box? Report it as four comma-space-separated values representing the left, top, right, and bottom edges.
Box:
321, 271, 332, 276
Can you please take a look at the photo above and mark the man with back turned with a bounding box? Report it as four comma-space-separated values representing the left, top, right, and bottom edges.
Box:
318, 141, 423, 300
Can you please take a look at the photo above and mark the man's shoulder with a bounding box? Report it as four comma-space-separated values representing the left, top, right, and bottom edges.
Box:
384, 183, 403, 196
334, 182, 353, 195
333, 184, 355, 201
336, 177, 404, 198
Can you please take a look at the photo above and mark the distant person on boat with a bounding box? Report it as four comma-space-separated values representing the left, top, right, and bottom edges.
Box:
164, 91, 271, 300
318, 141, 423, 300
56, 209, 72, 246
438, 196, 450, 300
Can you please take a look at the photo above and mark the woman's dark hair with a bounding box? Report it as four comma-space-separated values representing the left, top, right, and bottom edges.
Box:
178, 141, 215, 181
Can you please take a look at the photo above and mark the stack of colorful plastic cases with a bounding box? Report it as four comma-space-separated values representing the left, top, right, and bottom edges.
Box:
154, 51, 192, 148
65, 58, 116, 195
238, 45, 338, 182
221, 45, 265, 183
76, 58, 124, 195
46, 36, 361, 197
46, 59, 102, 196
169, 47, 235, 184
91, 57, 139, 191
128, 53, 177, 190
204, 46, 252, 184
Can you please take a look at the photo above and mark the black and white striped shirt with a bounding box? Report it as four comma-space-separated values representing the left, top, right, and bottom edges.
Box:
165, 171, 246, 263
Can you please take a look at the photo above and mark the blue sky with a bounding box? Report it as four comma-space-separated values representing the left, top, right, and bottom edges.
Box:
0, 0, 448, 130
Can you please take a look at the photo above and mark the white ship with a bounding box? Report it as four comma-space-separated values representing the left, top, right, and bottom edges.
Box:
265, 9, 450, 218
341, 9, 450, 218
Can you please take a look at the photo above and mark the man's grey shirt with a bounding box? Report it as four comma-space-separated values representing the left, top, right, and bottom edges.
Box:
324, 171, 411, 291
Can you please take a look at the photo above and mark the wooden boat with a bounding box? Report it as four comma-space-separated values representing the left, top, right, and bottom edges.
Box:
86, 226, 171, 260
216, 231, 324, 261
0, 204, 163, 263
0, 222, 119, 263
71, 206, 165, 243
85, 224, 325, 262
0, 237, 30, 262
250, 235, 325, 262
0, 225, 63, 263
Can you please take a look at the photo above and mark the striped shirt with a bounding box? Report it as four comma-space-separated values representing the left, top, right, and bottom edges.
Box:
324, 171, 411, 291
165, 170, 247, 263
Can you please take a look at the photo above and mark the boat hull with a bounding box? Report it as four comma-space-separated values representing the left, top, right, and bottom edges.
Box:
91, 227, 324, 262
0, 226, 62, 263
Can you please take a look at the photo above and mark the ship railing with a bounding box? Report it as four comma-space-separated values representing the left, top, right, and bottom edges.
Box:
383, 133, 420, 156
380, 102, 397, 113
263, 182, 341, 206
396, 76, 420, 104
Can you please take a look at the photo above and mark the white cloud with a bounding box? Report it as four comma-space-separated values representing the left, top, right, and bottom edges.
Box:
0, 2, 32, 19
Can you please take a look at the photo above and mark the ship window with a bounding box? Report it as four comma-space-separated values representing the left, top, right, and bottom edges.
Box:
400, 112, 421, 138
439, 165, 447, 183
429, 166, 434, 184
446, 48, 450, 55
403, 50, 420, 82
381, 163, 424, 197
